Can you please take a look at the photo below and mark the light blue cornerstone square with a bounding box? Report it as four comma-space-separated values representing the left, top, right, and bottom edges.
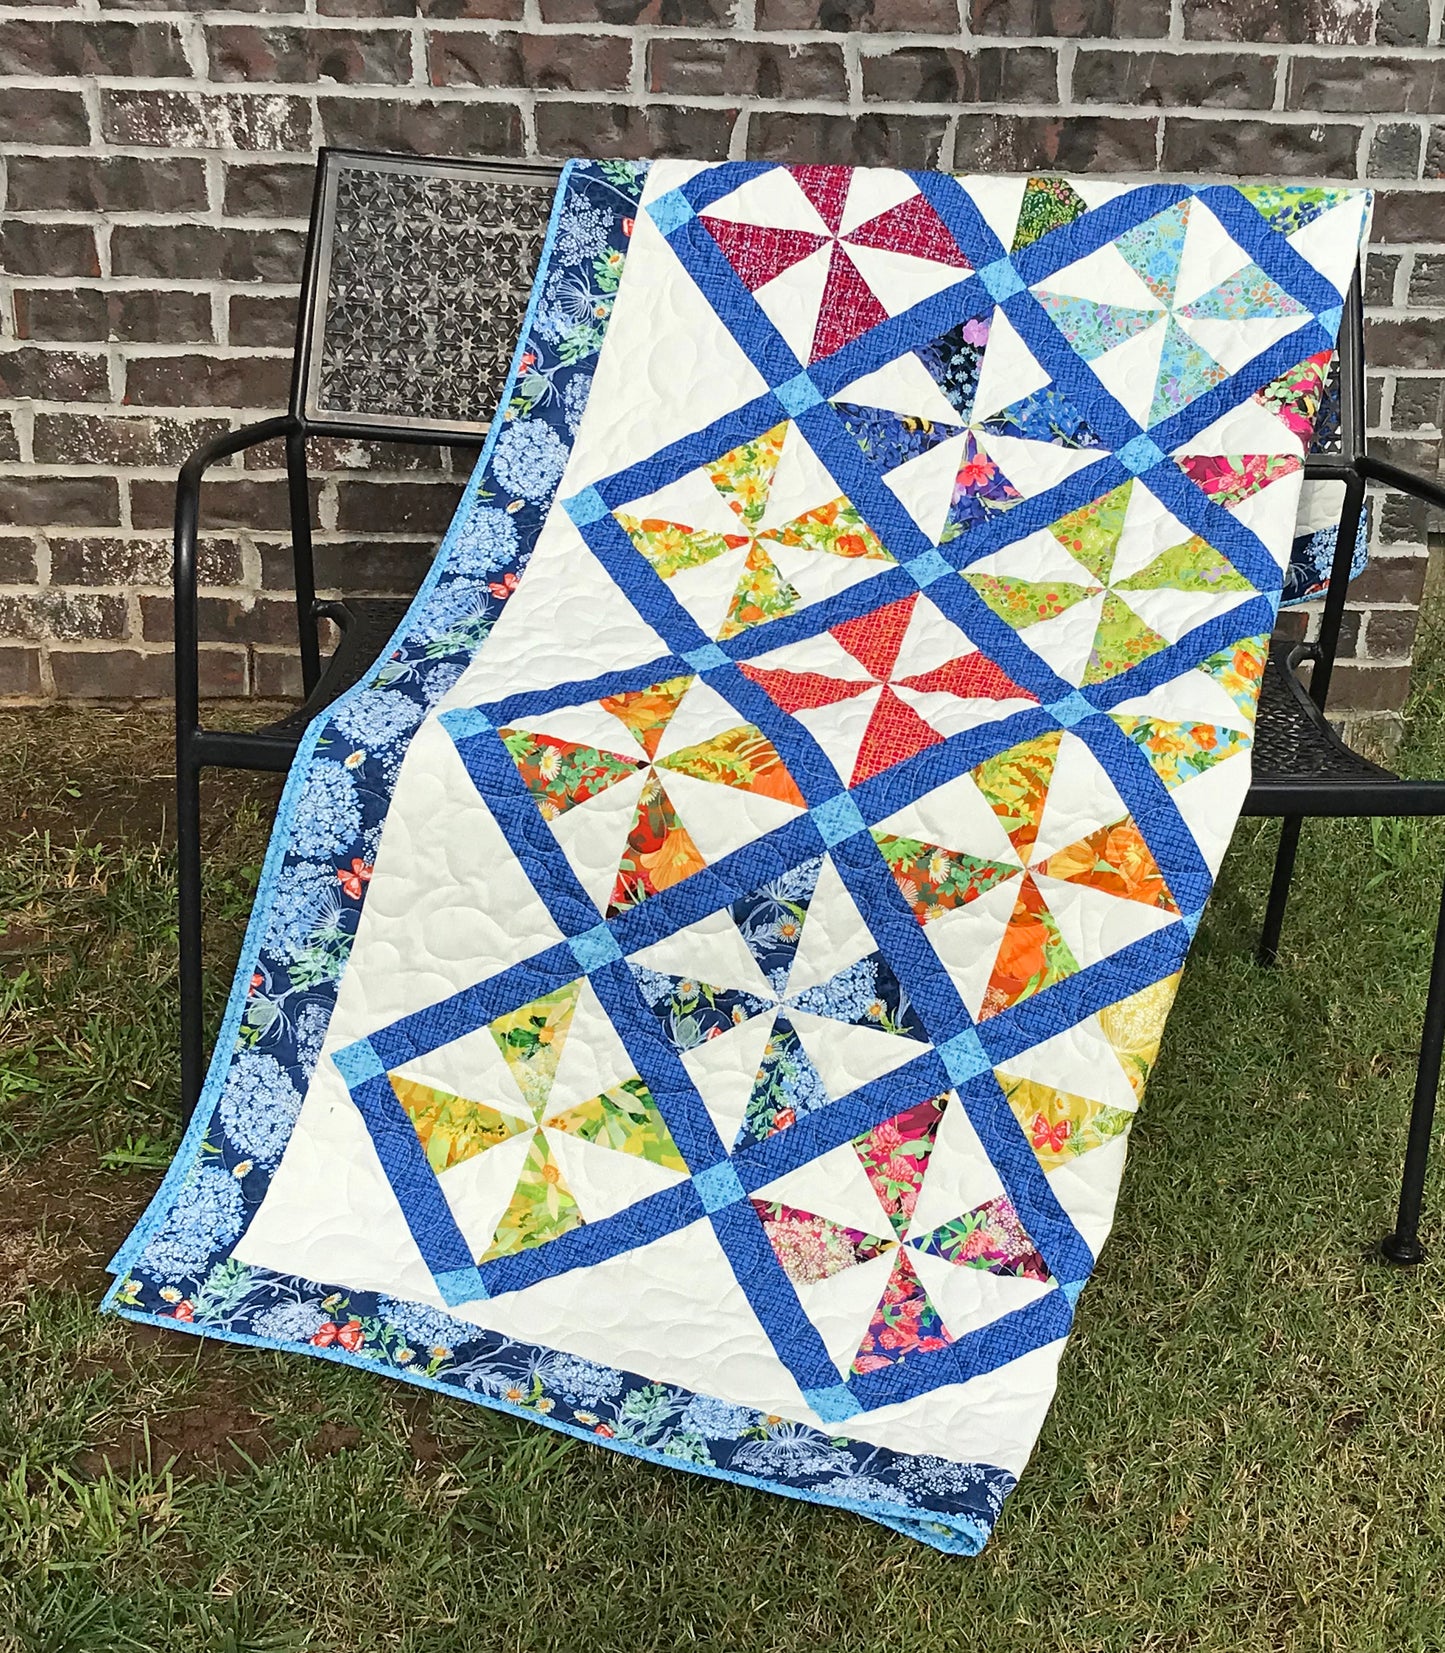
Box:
1060, 1278, 1086, 1309
569, 922, 623, 973
435, 1265, 488, 1307
812, 791, 867, 847
905, 548, 955, 588
648, 188, 695, 237
693, 1161, 746, 1213
1317, 303, 1341, 340
564, 485, 609, 527
938, 1027, 992, 1086
684, 642, 730, 672
803, 1383, 863, 1424
439, 706, 493, 743
774, 372, 824, 416
1046, 690, 1095, 729
1118, 434, 1167, 474
333, 1038, 386, 1089
978, 258, 1025, 302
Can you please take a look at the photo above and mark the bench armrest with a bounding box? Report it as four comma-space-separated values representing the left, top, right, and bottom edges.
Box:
173, 416, 295, 731
1359, 452, 1445, 515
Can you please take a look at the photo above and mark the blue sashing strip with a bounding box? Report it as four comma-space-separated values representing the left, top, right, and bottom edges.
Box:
103, 162, 1368, 1557
99, 160, 1009, 1555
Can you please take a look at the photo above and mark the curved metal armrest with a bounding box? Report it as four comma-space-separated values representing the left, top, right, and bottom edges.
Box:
1358, 452, 1445, 515
173, 416, 295, 729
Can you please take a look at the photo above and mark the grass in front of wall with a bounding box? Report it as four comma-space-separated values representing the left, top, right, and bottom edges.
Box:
2, 611, 1445, 1653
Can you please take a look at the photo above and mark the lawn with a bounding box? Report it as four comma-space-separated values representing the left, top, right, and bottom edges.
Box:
3, 612, 1445, 1653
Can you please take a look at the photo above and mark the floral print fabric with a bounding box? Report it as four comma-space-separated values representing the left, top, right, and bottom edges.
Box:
105, 163, 1371, 1559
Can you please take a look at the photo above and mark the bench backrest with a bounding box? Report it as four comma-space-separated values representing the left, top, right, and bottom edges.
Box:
293, 149, 564, 442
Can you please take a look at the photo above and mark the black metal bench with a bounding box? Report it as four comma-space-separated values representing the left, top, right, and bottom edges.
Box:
173, 148, 1445, 1264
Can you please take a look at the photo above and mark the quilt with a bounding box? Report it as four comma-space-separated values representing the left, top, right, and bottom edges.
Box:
106, 161, 1371, 1554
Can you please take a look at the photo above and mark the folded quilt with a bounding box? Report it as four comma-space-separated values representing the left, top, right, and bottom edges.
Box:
107, 161, 1371, 1554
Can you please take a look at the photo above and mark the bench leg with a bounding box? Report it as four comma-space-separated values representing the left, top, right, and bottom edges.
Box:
177, 736, 206, 1122
1257, 816, 1303, 967
1381, 876, 1445, 1266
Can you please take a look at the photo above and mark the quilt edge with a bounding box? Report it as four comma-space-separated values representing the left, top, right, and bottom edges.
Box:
106, 1302, 994, 1556
102, 156, 585, 1293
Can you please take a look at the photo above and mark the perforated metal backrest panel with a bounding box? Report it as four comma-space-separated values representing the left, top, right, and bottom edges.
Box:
1311, 356, 1345, 456
302, 153, 562, 438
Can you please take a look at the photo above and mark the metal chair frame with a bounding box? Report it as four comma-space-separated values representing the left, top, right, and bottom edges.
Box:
174, 148, 1445, 1264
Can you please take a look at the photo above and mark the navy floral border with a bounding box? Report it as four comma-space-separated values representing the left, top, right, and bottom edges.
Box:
103, 158, 1014, 1556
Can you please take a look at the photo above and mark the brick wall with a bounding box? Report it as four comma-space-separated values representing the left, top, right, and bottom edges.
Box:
1, 0, 1441, 723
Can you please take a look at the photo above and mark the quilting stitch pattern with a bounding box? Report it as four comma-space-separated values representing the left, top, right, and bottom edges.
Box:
107, 162, 1371, 1555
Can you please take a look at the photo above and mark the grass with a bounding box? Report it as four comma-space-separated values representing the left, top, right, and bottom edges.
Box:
3, 617, 1445, 1653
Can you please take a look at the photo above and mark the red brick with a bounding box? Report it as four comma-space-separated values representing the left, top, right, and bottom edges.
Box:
0, 592, 128, 643
651, 38, 848, 99
110, 224, 306, 283
971, 0, 1167, 35
1288, 57, 1445, 114
1366, 607, 1421, 657
131, 476, 320, 532
1367, 318, 1445, 369
1371, 191, 1445, 242
0, 88, 89, 144
208, 24, 414, 84
541, 0, 736, 20
252, 648, 305, 697
335, 478, 466, 533
1183, 0, 1372, 42
0, 18, 190, 76
430, 30, 632, 90
1160, 117, 1360, 176
0, 538, 40, 583
33, 413, 230, 468
1348, 555, 1429, 603
108, 0, 302, 9
1, 224, 101, 279
101, 89, 314, 150
318, 95, 523, 155
49, 646, 249, 700
750, 110, 949, 169
230, 294, 298, 349
12, 290, 110, 344
954, 113, 1158, 172
0, 648, 43, 699
537, 101, 736, 160
17, 290, 213, 350
758, 0, 956, 26
0, 477, 120, 528
417, 0, 524, 15
1326, 662, 1416, 711
244, 436, 444, 470
223, 160, 318, 219
1074, 48, 1277, 108
0, 349, 110, 403
141, 593, 300, 646
861, 44, 1055, 103
123, 354, 294, 410
260, 537, 435, 594
5, 154, 209, 213
50, 536, 244, 589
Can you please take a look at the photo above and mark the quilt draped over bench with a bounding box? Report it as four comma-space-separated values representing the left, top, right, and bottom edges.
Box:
107, 161, 1371, 1554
